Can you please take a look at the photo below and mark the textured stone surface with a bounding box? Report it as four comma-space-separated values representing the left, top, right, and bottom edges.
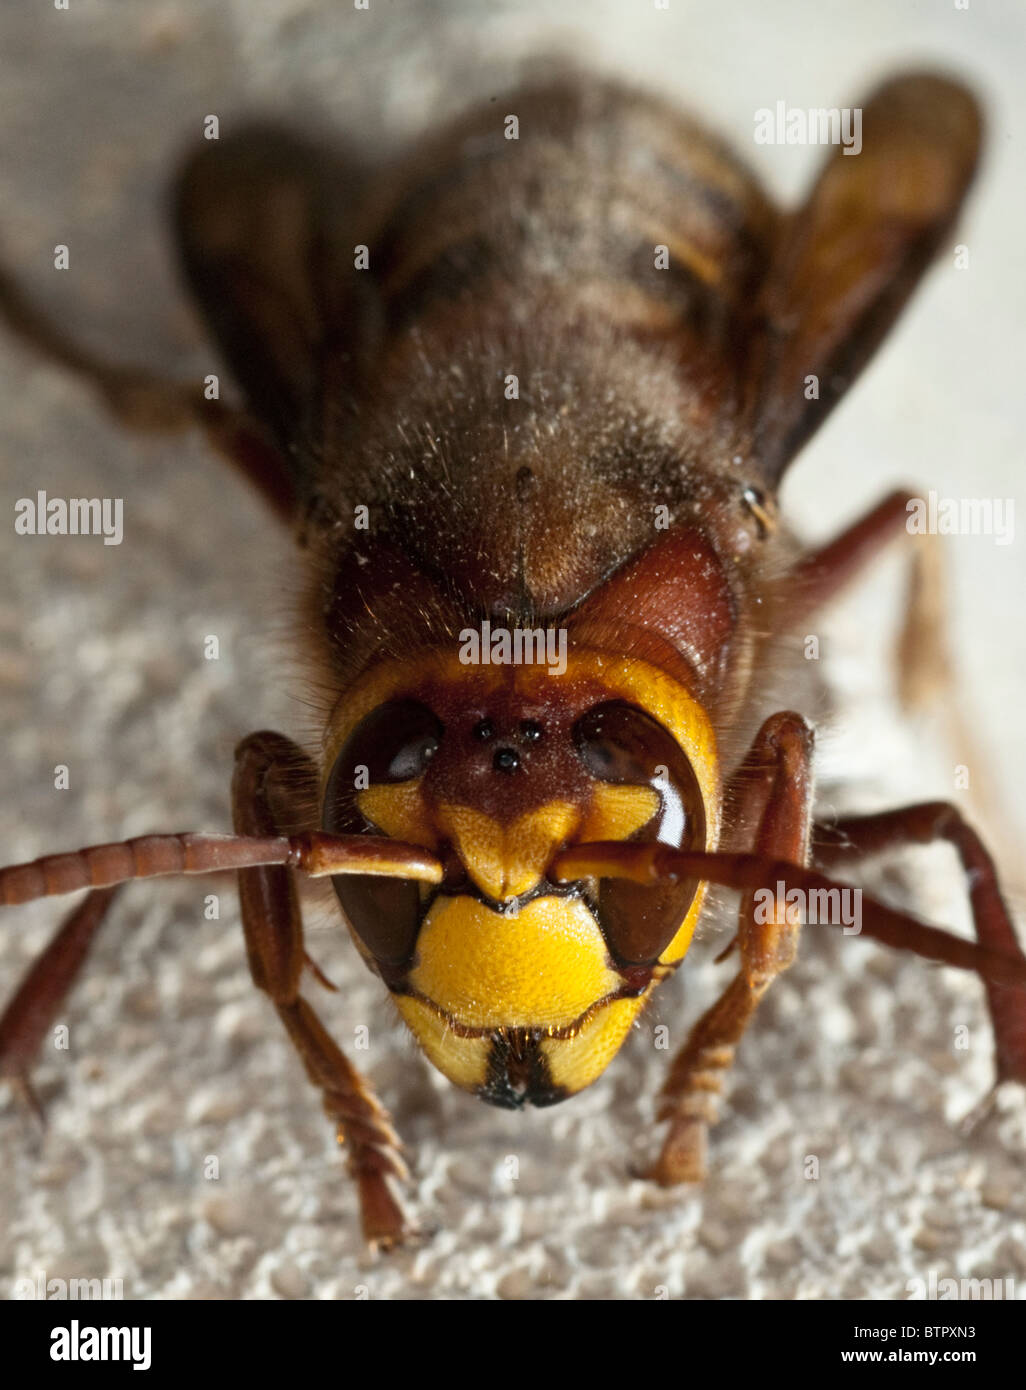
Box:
1, 0, 1024, 1301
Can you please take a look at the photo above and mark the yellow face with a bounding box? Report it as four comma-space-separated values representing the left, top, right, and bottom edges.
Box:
321, 647, 719, 1107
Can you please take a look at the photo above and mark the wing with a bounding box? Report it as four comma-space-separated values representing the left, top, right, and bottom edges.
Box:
172, 123, 367, 500
742, 73, 982, 488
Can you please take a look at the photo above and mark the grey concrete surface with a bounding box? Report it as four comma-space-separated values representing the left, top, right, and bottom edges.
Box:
0, 0, 1024, 1300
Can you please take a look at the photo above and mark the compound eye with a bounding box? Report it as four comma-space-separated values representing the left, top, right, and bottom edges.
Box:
342, 698, 442, 786
575, 703, 654, 780
573, 701, 706, 966
322, 699, 443, 967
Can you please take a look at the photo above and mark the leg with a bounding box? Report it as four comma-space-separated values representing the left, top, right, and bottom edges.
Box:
232, 731, 414, 1248
554, 820, 1026, 1158
788, 489, 953, 712
0, 886, 120, 1121
0, 262, 295, 521
788, 489, 914, 617
644, 711, 815, 1184
815, 803, 1026, 1090
896, 532, 951, 711
0, 747, 441, 1248
791, 488, 1019, 911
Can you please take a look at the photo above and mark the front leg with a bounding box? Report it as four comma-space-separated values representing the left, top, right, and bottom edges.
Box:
232, 730, 413, 1249
0, 745, 439, 1247
646, 711, 815, 1184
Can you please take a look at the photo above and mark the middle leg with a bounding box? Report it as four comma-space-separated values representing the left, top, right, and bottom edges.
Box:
232, 730, 413, 1248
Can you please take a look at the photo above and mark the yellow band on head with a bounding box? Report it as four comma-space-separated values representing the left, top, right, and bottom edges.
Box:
321, 645, 721, 846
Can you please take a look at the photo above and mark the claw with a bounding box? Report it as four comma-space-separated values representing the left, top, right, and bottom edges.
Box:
957, 1083, 1002, 1138
3, 1069, 48, 1133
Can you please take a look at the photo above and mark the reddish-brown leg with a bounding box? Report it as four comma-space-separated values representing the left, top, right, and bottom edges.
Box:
788, 490, 954, 709
787, 491, 1023, 1055
232, 730, 414, 1249
814, 804, 1026, 1090
645, 711, 815, 1185
555, 823, 1026, 1168
0, 264, 294, 521
0, 741, 425, 1246
788, 489, 915, 617
0, 885, 121, 1120
789, 487, 1015, 849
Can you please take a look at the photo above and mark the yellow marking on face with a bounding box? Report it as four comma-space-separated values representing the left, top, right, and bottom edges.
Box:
434, 801, 579, 901
513, 654, 719, 835
357, 780, 435, 849
409, 893, 621, 1031
323, 645, 722, 1033
541, 995, 650, 1094
393, 996, 491, 1091
322, 646, 719, 848
579, 783, 660, 844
